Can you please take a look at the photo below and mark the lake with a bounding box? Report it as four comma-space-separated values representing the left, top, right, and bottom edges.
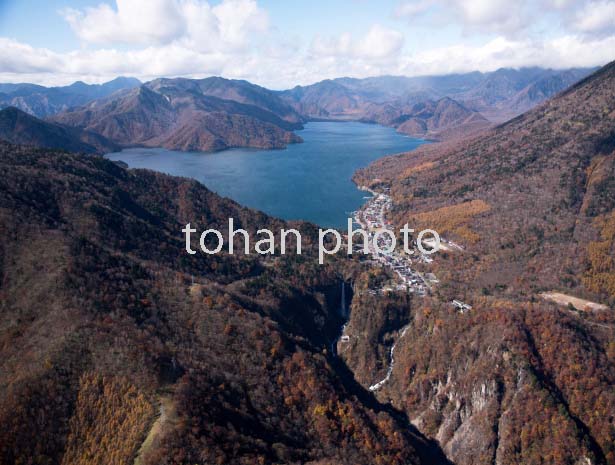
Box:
106, 122, 426, 229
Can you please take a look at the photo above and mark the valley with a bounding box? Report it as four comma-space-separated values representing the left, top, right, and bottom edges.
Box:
0, 66, 595, 156
0, 56, 613, 465
2, 0, 614, 463
341, 60, 615, 465
0, 142, 451, 465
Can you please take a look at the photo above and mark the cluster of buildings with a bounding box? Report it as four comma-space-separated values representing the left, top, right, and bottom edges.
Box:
452, 299, 473, 313
353, 190, 435, 296
352, 187, 472, 316
337, 189, 473, 364
358, 190, 391, 230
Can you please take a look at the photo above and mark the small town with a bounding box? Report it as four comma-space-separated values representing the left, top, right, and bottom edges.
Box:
347, 188, 473, 393
352, 187, 439, 297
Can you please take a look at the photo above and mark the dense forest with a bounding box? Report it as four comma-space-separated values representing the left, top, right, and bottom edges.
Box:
1, 59, 614, 465
347, 61, 615, 465
0, 142, 452, 465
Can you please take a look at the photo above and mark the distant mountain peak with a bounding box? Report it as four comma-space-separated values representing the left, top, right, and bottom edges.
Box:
279, 67, 596, 126
0, 106, 118, 153
50, 77, 304, 152
0, 76, 143, 118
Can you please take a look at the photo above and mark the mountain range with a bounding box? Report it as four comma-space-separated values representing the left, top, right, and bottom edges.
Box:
281, 67, 594, 123
0, 140, 452, 465
0, 67, 595, 153
360, 97, 490, 140
0, 76, 141, 118
49, 78, 304, 152
0, 106, 118, 154
349, 60, 615, 465
278, 77, 491, 138
0, 58, 614, 465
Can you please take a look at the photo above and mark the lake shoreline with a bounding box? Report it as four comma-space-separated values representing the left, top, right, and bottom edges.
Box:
106, 121, 426, 229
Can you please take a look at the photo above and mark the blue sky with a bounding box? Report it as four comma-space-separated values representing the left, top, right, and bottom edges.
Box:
0, 0, 613, 87
0, 0, 88, 51
0, 0, 467, 52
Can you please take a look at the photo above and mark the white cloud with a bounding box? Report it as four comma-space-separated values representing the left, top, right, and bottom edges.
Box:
310, 25, 404, 60
440, 0, 615, 38
453, 0, 508, 24
573, 0, 615, 35
0, 39, 64, 74
0, 32, 612, 90
62, 0, 185, 45
449, 0, 529, 35
358, 25, 405, 58
211, 0, 269, 49
401, 34, 615, 75
394, 0, 533, 35
543, 0, 576, 9
0, 0, 614, 89
394, 0, 434, 19
62, 0, 268, 51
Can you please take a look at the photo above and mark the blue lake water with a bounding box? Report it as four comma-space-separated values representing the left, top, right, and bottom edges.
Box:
106, 122, 425, 229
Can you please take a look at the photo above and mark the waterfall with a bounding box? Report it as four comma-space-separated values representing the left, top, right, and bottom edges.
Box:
331, 281, 349, 357
340, 281, 346, 317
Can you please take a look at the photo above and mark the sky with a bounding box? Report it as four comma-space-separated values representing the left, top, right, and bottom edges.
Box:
0, 0, 614, 88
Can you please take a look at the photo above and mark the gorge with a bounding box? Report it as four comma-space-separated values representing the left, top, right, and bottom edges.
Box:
1, 61, 614, 465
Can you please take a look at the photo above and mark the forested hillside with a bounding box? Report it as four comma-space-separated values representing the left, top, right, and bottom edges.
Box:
346, 61, 615, 465
0, 107, 118, 154
49, 79, 303, 152
0, 142, 449, 465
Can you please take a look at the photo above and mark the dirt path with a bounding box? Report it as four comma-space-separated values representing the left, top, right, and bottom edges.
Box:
134, 396, 176, 465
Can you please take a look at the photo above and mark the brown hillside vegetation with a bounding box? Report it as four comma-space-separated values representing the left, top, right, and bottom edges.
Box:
346, 61, 615, 465
0, 106, 119, 154
356, 59, 615, 300
50, 80, 303, 152
584, 210, 615, 297
61, 373, 154, 465
0, 61, 612, 465
0, 142, 449, 465
406, 200, 491, 244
